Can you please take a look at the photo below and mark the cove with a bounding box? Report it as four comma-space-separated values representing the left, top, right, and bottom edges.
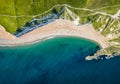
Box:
0, 36, 114, 84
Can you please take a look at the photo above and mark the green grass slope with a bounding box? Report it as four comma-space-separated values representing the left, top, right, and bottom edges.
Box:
0, 0, 17, 33
0, 0, 120, 33
0, 0, 87, 33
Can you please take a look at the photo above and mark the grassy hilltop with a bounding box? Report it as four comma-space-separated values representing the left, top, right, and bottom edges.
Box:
0, 0, 86, 33
0, 0, 120, 33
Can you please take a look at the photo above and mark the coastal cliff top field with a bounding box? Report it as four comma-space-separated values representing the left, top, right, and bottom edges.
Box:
0, 0, 120, 33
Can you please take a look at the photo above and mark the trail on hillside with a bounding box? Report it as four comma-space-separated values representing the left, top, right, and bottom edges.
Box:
0, 4, 120, 18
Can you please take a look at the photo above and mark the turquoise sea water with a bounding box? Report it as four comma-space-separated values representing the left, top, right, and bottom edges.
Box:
0, 36, 120, 84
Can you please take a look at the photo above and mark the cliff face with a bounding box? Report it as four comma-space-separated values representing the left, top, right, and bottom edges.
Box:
90, 12, 120, 58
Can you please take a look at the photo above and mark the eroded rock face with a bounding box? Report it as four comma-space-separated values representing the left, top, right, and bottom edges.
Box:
0, 25, 17, 40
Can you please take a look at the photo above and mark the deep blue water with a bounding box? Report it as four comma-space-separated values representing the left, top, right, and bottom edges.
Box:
0, 36, 120, 84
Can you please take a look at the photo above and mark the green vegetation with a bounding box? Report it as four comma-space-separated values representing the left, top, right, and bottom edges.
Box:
1, 0, 120, 33
0, 0, 87, 33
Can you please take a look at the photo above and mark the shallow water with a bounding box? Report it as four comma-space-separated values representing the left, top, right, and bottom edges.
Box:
0, 36, 120, 84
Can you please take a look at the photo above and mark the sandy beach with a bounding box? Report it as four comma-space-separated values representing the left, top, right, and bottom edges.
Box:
0, 19, 109, 48
0, 25, 17, 40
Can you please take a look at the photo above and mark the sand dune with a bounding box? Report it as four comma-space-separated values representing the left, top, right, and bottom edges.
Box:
0, 19, 109, 48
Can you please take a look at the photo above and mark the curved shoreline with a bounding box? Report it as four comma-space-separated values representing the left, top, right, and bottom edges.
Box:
0, 35, 102, 47
0, 19, 109, 48
0, 36, 54, 47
